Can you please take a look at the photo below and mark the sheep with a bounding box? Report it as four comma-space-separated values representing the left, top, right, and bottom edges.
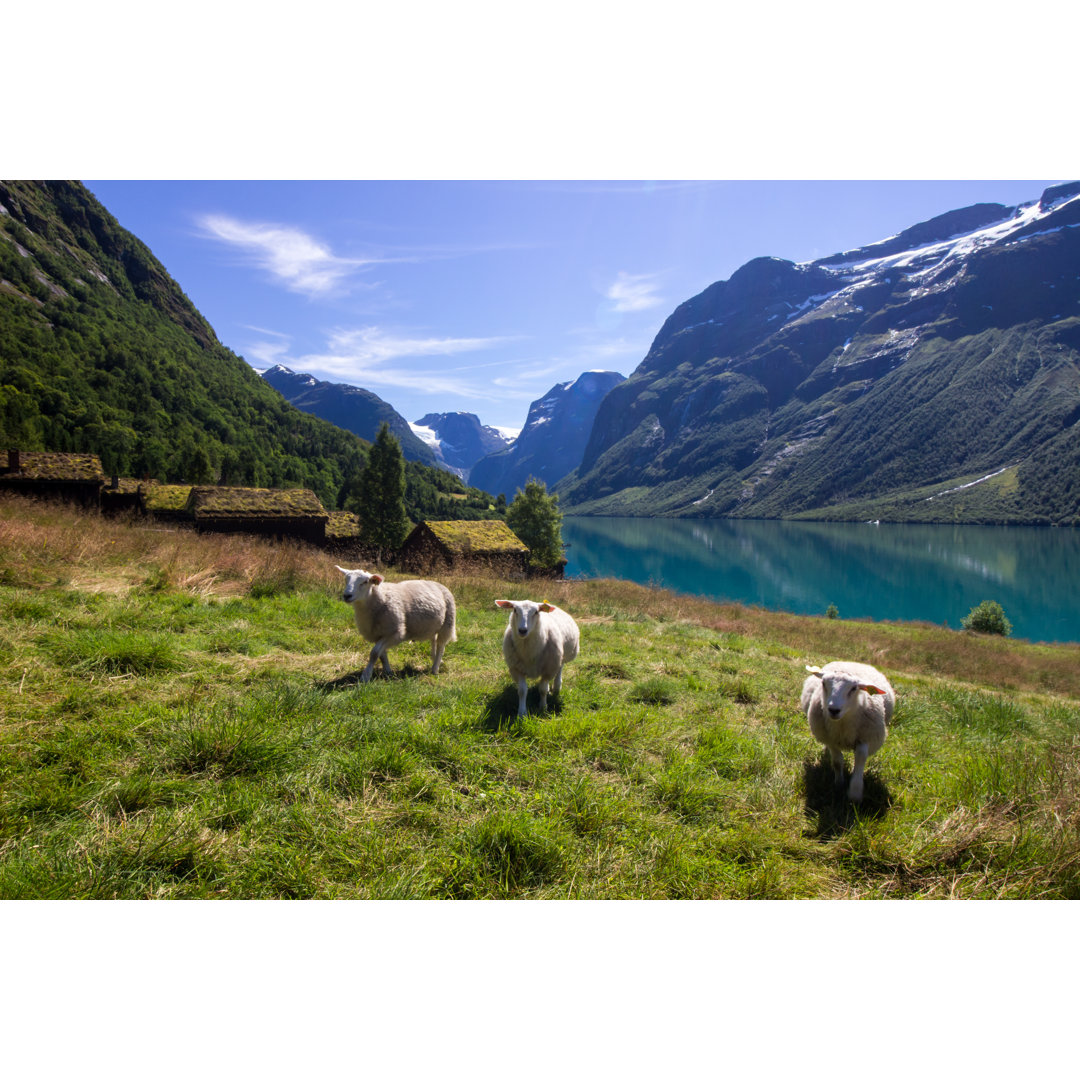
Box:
495, 599, 580, 717
800, 661, 895, 803
336, 566, 456, 683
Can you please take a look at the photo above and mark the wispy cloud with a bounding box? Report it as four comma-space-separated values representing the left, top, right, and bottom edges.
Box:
604, 271, 665, 313
197, 214, 376, 297
246, 325, 522, 403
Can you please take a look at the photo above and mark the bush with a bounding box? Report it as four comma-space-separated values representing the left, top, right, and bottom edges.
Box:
961, 600, 1012, 637
825, 604, 839, 619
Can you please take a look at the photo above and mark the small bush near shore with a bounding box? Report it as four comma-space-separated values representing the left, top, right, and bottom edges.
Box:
962, 599, 1013, 637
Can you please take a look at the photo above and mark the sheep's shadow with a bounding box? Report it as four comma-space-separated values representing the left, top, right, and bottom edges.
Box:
479, 685, 565, 731
318, 662, 432, 692
802, 755, 892, 840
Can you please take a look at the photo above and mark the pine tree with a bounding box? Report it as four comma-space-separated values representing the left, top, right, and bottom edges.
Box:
355, 423, 410, 557
505, 478, 564, 569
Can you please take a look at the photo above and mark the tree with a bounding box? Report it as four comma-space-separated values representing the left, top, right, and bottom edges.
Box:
961, 599, 1012, 637
505, 478, 564, 569
353, 423, 410, 557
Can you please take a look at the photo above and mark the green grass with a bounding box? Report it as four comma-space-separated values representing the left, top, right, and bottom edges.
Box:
3, 496, 1080, 898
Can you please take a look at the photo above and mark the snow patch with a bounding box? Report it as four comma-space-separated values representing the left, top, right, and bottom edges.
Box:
409, 423, 440, 449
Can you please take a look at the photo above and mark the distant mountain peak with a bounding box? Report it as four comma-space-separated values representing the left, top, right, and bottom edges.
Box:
409, 412, 512, 479
470, 369, 625, 498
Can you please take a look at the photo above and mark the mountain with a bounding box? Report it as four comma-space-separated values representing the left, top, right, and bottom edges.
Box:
560, 182, 1080, 525
410, 412, 513, 479
470, 370, 626, 499
259, 364, 437, 467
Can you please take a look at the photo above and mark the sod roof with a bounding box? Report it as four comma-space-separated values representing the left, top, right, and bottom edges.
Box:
144, 485, 193, 512
188, 486, 329, 520
2, 452, 105, 482
101, 478, 145, 495
326, 511, 362, 539
415, 519, 528, 554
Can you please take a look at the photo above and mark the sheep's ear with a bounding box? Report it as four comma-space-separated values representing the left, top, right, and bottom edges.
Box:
495, 599, 513, 609
539, 602, 556, 613
805, 665, 824, 677
335, 565, 349, 575
370, 574, 384, 585
860, 683, 886, 695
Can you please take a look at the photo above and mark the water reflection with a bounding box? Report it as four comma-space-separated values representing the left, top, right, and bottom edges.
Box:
562, 517, 1080, 643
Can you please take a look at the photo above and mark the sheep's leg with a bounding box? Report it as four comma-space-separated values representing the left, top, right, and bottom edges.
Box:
828, 746, 846, 788
515, 676, 529, 717
537, 678, 551, 712
431, 635, 447, 674
553, 665, 564, 694
361, 641, 386, 682
361, 638, 397, 681
848, 742, 869, 803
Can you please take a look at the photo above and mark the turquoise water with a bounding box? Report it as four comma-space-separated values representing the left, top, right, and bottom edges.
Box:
561, 517, 1080, 644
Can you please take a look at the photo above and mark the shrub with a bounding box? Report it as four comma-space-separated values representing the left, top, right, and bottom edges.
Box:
962, 600, 1012, 637
825, 603, 839, 620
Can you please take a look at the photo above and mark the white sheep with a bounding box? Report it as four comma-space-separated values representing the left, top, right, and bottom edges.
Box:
495, 599, 580, 716
800, 661, 895, 803
336, 566, 456, 683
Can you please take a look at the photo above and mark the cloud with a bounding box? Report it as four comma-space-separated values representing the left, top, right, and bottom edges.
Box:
248, 324, 523, 403
197, 214, 374, 297
604, 271, 665, 313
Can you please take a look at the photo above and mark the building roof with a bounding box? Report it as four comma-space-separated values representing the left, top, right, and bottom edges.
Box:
101, 478, 145, 495
144, 484, 192, 512
325, 511, 362, 540
413, 519, 528, 555
2, 452, 105, 483
187, 486, 329, 520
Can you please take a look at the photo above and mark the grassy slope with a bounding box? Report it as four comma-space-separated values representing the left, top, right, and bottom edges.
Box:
2, 495, 1079, 899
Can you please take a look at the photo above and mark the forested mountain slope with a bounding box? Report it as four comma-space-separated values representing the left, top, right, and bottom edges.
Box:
0, 181, 372, 509
560, 182, 1080, 524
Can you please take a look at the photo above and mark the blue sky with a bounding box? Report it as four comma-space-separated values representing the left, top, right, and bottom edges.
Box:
84, 179, 1063, 433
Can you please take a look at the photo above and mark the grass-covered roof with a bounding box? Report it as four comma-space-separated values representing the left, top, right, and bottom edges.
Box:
325, 511, 362, 539
3, 452, 105, 482
144, 484, 192, 512
101, 478, 145, 495
417, 519, 528, 554
188, 486, 329, 520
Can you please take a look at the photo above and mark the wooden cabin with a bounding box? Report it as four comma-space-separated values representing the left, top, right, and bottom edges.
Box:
100, 476, 148, 515
398, 519, 530, 574
144, 484, 194, 525
186, 486, 329, 544
0, 450, 106, 508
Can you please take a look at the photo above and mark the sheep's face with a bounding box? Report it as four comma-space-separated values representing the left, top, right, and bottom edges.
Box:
336, 566, 383, 605
496, 599, 555, 638
806, 666, 887, 719
820, 673, 863, 719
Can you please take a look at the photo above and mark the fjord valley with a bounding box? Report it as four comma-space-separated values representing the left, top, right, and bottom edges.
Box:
3, 180, 1080, 900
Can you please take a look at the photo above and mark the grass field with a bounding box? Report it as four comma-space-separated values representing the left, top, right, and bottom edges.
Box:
3, 494, 1080, 899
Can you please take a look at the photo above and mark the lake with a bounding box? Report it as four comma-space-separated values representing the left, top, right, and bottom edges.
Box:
561, 516, 1080, 644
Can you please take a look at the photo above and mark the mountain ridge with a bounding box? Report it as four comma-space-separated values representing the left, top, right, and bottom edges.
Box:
559, 182, 1080, 524
258, 364, 438, 468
